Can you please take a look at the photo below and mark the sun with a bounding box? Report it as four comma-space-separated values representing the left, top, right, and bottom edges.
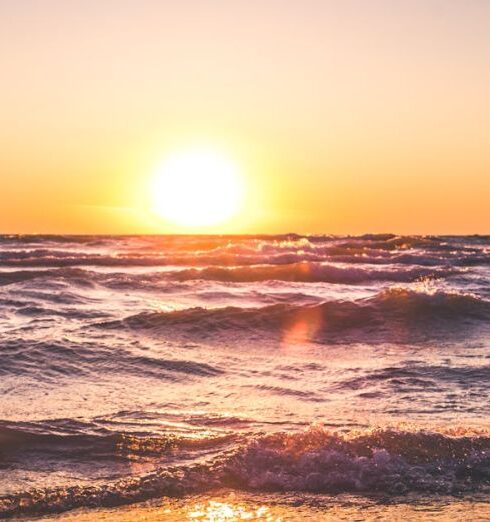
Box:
150, 147, 244, 228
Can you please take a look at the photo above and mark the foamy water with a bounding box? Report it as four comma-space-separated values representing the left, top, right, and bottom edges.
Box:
0, 234, 489, 518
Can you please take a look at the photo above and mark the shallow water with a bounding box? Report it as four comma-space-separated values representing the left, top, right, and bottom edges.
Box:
0, 234, 489, 519
39, 491, 490, 521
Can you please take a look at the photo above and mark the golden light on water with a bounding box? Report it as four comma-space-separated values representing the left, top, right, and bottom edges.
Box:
188, 500, 275, 521
47, 494, 490, 521
150, 148, 244, 228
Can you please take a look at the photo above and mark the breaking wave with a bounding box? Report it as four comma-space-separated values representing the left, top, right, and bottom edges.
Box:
1, 426, 488, 518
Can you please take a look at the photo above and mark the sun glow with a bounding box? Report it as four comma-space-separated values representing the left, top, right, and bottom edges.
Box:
150, 148, 244, 228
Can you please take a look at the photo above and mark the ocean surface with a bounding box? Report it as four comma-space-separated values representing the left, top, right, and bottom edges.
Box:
0, 234, 489, 520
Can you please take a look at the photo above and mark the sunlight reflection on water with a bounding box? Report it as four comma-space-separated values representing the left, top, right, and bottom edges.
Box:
44, 492, 490, 522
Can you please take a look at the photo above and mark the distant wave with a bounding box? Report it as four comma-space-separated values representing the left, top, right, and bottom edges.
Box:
170, 263, 460, 283
1, 426, 488, 517
0, 268, 95, 287
1, 234, 488, 269
0, 263, 463, 294
1, 251, 486, 269
102, 288, 490, 343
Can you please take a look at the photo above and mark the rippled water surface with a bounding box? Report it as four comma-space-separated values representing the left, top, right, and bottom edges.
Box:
0, 234, 489, 519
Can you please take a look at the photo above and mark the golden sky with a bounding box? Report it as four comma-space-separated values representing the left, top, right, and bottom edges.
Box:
1, 1, 489, 234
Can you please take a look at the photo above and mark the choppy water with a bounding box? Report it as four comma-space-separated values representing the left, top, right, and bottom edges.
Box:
0, 234, 489, 519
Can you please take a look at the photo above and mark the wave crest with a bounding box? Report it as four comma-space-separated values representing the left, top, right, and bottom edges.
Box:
225, 426, 490, 494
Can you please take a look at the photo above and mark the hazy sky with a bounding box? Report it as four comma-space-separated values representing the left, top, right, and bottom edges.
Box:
1, 0, 489, 234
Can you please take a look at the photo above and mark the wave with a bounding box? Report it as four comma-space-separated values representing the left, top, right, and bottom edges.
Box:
1, 426, 489, 518
0, 263, 463, 296
0, 339, 222, 381
337, 364, 490, 393
170, 263, 459, 284
0, 419, 235, 460
225, 426, 490, 494
1, 234, 488, 270
0, 268, 95, 287
102, 288, 490, 343
335, 235, 486, 252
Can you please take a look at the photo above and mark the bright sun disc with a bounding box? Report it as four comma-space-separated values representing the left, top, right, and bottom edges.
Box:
151, 148, 243, 228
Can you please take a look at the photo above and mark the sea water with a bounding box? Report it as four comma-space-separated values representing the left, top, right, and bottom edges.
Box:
0, 234, 489, 518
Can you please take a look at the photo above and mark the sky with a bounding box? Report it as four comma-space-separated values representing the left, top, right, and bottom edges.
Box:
0, 0, 489, 234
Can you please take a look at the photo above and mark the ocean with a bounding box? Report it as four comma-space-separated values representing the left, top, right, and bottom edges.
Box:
0, 234, 489, 520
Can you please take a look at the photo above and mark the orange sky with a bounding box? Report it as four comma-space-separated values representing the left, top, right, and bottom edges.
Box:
1, 1, 489, 234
